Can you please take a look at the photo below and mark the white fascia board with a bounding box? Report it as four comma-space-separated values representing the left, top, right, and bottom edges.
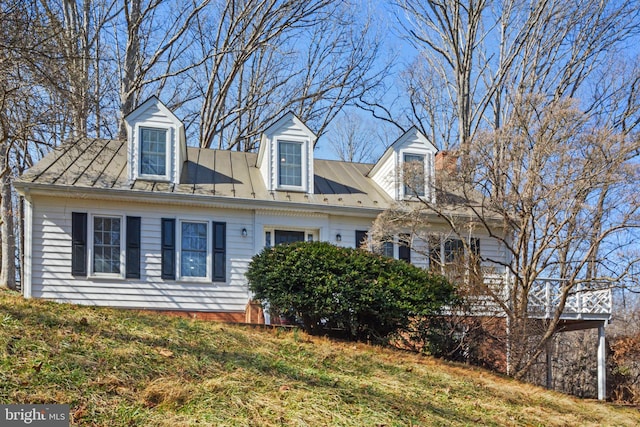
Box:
17, 183, 386, 218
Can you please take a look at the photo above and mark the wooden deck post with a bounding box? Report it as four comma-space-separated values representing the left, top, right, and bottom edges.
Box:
546, 338, 553, 389
597, 321, 606, 400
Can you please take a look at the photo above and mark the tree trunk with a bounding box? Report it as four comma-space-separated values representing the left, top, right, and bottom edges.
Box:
0, 143, 15, 290
119, 0, 142, 138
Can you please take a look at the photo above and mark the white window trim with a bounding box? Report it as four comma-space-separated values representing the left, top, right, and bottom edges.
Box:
276, 139, 307, 192
138, 126, 171, 181
177, 219, 211, 282
401, 151, 427, 199
88, 213, 125, 279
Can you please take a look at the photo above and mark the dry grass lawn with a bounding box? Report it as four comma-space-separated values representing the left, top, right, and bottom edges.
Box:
0, 289, 638, 426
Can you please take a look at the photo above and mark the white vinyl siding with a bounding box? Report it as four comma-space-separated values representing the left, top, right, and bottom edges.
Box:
369, 152, 397, 199
28, 197, 253, 313
25, 196, 510, 314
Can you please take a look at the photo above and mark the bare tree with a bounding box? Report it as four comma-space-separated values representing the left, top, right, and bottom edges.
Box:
371, 96, 640, 379
0, 1, 71, 288
327, 111, 381, 163
378, 0, 640, 153
399, 55, 457, 150
195, 0, 389, 150
116, 0, 209, 137
608, 297, 640, 403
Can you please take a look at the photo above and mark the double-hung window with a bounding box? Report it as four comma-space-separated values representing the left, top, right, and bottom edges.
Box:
92, 216, 122, 275
403, 153, 425, 197
72, 213, 141, 278
180, 221, 208, 278
376, 236, 394, 258
140, 127, 167, 177
278, 140, 302, 187
429, 237, 481, 273
161, 218, 226, 282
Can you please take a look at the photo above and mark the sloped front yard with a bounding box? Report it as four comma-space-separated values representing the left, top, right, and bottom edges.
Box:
0, 289, 638, 426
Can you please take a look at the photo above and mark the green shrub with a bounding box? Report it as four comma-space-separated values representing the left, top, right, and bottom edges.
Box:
246, 241, 457, 343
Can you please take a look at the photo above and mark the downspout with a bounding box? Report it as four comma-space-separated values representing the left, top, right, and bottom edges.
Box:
21, 191, 33, 298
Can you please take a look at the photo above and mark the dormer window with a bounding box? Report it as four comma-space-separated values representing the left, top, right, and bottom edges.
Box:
125, 96, 185, 184
140, 127, 168, 178
257, 112, 315, 193
278, 140, 303, 188
403, 153, 425, 197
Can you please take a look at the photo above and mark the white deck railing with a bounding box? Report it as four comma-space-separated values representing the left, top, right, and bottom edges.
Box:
462, 273, 612, 320
526, 278, 612, 320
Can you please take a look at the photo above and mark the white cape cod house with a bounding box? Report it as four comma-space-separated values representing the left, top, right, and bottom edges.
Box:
15, 96, 511, 320
14, 97, 612, 397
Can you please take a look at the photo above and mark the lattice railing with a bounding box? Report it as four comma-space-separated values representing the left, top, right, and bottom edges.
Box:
465, 273, 612, 319
526, 278, 612, 318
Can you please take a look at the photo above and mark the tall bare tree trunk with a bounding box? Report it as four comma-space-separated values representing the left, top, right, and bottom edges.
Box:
119, 0, 141, 138
0, 142, 15, 290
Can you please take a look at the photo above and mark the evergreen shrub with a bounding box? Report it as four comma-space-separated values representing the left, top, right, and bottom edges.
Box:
246, 241, 457, 343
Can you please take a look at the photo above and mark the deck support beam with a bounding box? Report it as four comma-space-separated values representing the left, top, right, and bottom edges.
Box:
546, 339, 553, 389
597, 321, 606, 401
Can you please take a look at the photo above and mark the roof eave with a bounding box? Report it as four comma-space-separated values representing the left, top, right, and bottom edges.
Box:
15, 182, 386, 218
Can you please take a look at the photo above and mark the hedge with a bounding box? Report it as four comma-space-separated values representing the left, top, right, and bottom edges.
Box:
246, 241, 457, 343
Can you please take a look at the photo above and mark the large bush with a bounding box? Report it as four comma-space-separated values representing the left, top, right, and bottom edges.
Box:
246, 241, 457, 342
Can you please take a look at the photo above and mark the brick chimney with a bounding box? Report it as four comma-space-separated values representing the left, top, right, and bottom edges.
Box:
435, 150, 458, 174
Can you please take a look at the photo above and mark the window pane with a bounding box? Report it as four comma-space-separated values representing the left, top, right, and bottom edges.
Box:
93, 217, 121, 274
444, 239, 465, 263
382, 241, 394, 258
141, 128, 167, 176
404, 154, 425, 196
274, 230, 305, 245
279, 141, 302, 186
429, 236, 442, 270
181, 222, 207, 278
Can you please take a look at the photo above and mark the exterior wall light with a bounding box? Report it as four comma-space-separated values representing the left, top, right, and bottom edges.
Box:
242, 228, 248, 237
336, 233, 342, 242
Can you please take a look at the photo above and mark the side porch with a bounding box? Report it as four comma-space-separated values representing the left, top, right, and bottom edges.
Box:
469, 274, 613, 400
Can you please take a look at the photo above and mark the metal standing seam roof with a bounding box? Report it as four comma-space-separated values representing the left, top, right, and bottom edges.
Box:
15, 138, 395, 210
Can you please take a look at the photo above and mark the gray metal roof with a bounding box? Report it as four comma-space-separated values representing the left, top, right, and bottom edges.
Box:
16, 138, 394, 211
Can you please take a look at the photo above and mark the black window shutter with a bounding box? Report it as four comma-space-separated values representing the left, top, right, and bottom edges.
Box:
161, 218, 175, 280
126, 216, 141, 279
470, 237, 480, 256
355, 230, 368, 250
212, 222, 226, 282
71, 212, 87, 276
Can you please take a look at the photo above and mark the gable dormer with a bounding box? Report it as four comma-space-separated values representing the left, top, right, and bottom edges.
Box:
256, 112, 317, 193
124, 96, 186, 184
368, 127, 437, 202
